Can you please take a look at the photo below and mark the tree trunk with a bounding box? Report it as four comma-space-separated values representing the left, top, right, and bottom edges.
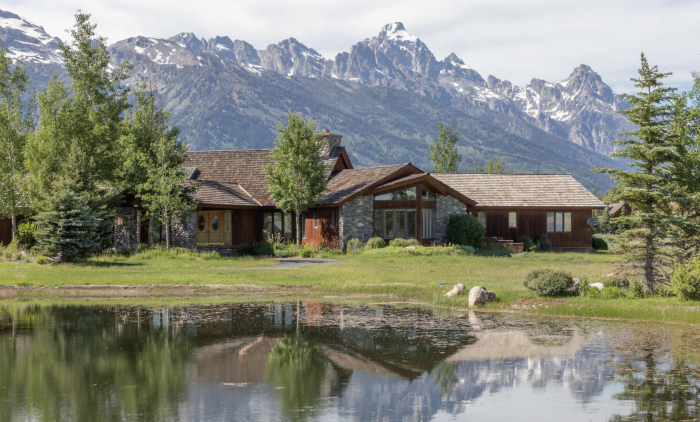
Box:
645, 199, 654, 293
135, 212, 141, 253
296, 211, 302, 246
148, 215, 154, 247
165, 222, 171, 251
10, 204, 16, 241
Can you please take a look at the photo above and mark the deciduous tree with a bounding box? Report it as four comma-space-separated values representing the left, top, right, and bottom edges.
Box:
264, 112, 328, 245
430, 122, 461, 172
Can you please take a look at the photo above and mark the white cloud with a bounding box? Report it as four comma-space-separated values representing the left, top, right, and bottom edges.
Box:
4, 0, 700, 93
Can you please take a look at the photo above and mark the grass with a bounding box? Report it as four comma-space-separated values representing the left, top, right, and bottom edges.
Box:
2, 248, 700, 323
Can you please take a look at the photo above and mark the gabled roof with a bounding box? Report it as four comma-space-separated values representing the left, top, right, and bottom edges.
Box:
431, 173, 605, 208
370, 172, 477, 207
185, 150, 275, 206
321, 163, 414, 204
608, 200, 631, 216
189, 181, 261, 207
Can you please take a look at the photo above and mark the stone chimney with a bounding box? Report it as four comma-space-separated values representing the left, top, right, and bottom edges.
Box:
318, 129, 342, 158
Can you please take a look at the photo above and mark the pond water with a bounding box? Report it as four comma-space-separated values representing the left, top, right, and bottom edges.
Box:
2, 302, 700, 421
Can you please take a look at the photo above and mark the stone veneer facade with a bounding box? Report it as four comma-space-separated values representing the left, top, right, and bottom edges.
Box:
115, 207, 137, 251
435, 194, 467, 244
172, 211, 196, 249
339, 195, 374, 248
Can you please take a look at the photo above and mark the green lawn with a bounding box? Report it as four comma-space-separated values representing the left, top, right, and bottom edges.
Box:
1, 251, 699, 323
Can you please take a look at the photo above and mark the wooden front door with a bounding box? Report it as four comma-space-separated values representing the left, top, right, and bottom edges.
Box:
208, 211, 223, 245
196, 211, 225, 245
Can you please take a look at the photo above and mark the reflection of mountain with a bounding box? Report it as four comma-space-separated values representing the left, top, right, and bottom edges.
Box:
5, 302, 696, 422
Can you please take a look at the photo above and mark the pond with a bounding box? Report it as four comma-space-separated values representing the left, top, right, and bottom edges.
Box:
1, 302, 700, 421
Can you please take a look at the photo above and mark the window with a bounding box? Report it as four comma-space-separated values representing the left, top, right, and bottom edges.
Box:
313, 211, 318, 228
422, 190, 435, 201
374, 209, 417, 238
547, 212, 572, 233
331, 210, 337, 228
211, 214, 220, 231
478, 211, 486, 227
197, 215, 206, 231
422, 209, 436, 238
374, 187, 417, 201
224, 213, 231, 233
263, 212, 293, 238
508, 212, 517, 229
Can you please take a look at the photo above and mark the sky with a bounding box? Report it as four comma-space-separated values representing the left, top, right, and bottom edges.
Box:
5, 0, 700, 93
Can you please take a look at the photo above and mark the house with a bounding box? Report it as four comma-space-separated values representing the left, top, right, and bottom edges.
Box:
114, 131, 605, 252
607, 201, 631, 218
431, 173, 606, 250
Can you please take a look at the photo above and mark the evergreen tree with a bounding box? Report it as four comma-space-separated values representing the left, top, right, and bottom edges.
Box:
130, 84, 194, 251
430, 122, 461, 172
34, 187, 99, 260
473, 153, 511, 174
594, 54, 681, 292
264, 112, 328, 245
0, 42, 34, 240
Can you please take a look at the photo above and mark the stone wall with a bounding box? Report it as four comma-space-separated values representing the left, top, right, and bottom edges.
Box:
172, 211, 196, 249
115, 207, 137, 251
339, 195, 374, 248
436, 194, 467, 244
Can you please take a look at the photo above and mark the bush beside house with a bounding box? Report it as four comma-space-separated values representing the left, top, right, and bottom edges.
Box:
446, 214, 484, 248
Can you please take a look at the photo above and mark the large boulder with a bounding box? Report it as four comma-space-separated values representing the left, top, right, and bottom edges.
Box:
468, 286, 496, 307
445, 283, 466, 298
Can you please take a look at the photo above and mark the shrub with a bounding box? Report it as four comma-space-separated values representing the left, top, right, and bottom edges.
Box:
346, 239, 364, 255
671, 259, 700, 300
17, 222, 39, 250
516, 236, 535, 252
239, 240, 274, 256
14, 251, 24, 261
34, 188, 100, 260
446, 214, 485, 248
35, 255, 49, 265
388, 238, 419, 248
537, 234, 553, 251
201, 251, 222, 260
366, 237, 387, 249
592, 237, 608, 251
300, 247, 314, 258
629, 280, 645, 299
523, 269, 574, 297
458, 245, 476, 254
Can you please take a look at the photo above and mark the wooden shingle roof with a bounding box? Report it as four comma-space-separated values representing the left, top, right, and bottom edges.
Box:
431, 173, 605, 208
189, 181, 260, 207
321, 163, 413, 204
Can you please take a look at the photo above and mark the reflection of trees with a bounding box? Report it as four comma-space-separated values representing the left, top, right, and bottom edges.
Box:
430, 361, 460, 396
609, 331, 700, 422
0, 305, 193, 422
265, 335, 328, 422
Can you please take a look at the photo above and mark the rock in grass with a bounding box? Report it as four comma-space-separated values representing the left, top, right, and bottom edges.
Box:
468, 286, 496, 307
589, 282, 605, 290
445, 283, 466, 298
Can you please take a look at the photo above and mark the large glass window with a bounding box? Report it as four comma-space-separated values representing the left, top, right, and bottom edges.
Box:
263, 212, 293, 238
301, 212, 306, 239
331, 210, 337, 228
374, 209, 417, 238
422, 190, 435, 201
478, 211, 486, 227
422, 209, 435, 238
375, 187, 417, 201
508, 212, 517, 229
547, 212, 572, 233
313, 211, 318, 228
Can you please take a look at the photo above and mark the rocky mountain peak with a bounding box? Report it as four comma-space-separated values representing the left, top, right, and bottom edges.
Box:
0, 9, 62, 65
168, 32, 206, 52
379, 22, 418, 43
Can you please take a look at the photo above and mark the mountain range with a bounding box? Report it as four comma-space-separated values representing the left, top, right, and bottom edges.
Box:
0, 10, 629, 190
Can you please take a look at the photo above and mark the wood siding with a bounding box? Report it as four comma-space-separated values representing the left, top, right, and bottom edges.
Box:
302, 207, 339, 247
0, 218, 11, 247
470, 208, 594, 249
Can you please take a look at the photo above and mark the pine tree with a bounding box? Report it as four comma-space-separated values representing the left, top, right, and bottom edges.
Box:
34, 187, 99, 260
264, 112, 328, 245
0, 41, 34, 241
430, 122, 461, 172
594, 53, 681, 292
